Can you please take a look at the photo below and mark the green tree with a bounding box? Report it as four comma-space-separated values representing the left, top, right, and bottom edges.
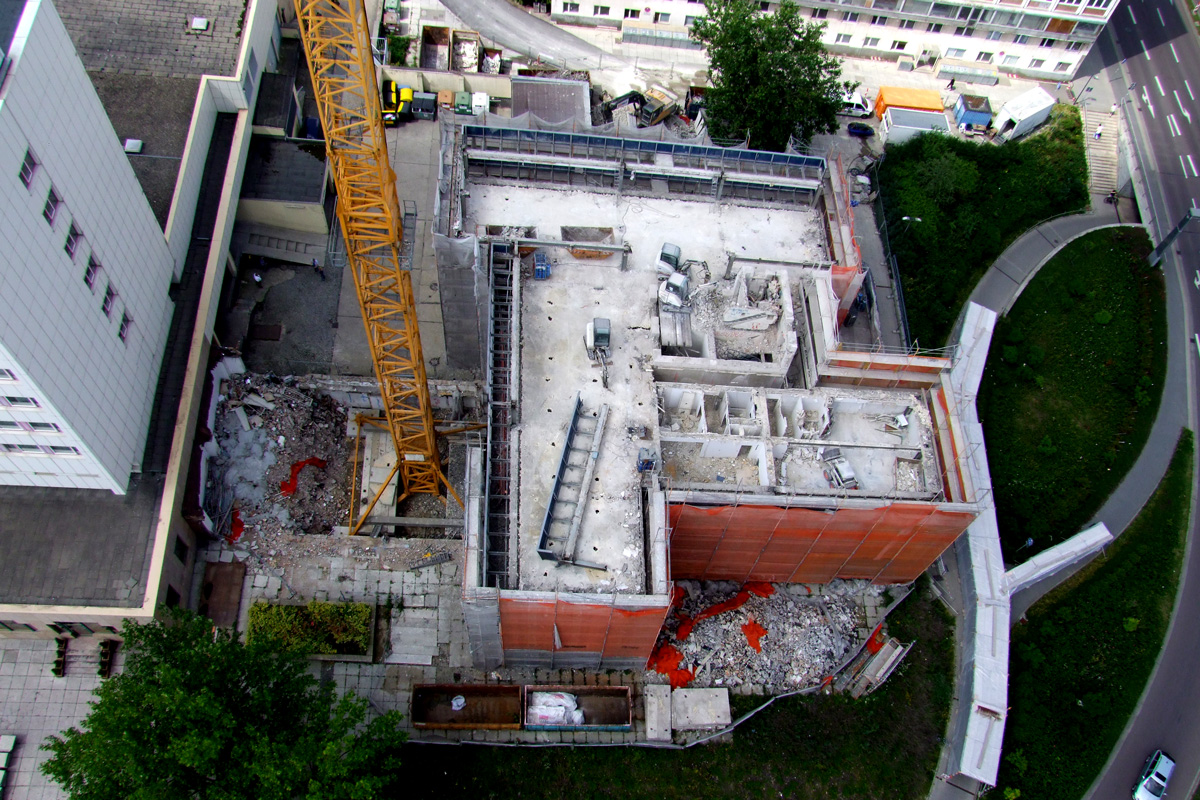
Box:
691, 0, 850, 150
41, 609, 405, 800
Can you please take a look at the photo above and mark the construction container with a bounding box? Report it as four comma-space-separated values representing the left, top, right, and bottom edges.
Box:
411, 684, 523, 730
523, 685, 633, 731
874, 86, 944, 120
420, 26, 450, 71
953, 94, 993, 128
436, 89, 455, 110
454, 91, 472, 115
533, 252, 551, 280
451, 30, 481, 72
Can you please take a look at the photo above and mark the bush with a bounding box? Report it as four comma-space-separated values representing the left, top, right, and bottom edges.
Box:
977, 228, 1165, 560
879, 105, 1088, 346
247, 600, 372, 656
997, 431, 1193, 800
388, 34, 411, 66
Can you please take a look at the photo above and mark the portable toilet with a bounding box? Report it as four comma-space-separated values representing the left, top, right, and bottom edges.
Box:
954, 94, 993, 128
471, 91, 489, 115
454, 91, 472, 115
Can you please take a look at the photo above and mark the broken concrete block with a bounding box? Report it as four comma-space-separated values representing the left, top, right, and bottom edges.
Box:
644, 684, 672, 741
243, 394, 277, 411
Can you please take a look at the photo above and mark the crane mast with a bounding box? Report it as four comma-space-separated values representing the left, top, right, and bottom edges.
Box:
294, 0, 449, 524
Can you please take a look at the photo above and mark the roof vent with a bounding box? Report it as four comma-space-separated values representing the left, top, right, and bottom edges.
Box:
189, 17, 210, 32
123, 139, 144, 154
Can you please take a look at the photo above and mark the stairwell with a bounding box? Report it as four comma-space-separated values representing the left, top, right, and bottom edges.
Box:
1082, 108, 1119, 194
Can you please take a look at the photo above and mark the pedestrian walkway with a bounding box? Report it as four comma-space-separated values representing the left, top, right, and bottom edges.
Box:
1083, 107, 1121, 194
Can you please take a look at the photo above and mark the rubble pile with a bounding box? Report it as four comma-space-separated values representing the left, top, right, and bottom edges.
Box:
651, 580, 868, 692
205, 374, 353, 547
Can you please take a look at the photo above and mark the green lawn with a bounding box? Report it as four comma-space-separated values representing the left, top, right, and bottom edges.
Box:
996, 430, 1193, 800
976, 227, 1166, 560
393, 582, 953, 800
878, 104, 1088, 347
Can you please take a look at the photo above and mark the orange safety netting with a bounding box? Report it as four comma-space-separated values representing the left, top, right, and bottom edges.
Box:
280, 457, 327, 497
647, 643, 695, 688
742, 618, 768, 652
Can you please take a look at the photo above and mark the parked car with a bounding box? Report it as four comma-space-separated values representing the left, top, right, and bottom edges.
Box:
1133, 750, 1175, 800
847, 121, 875, 138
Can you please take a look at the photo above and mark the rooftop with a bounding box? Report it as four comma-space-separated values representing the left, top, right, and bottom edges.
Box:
240, 137, 327, 203
510, 76, 591, 124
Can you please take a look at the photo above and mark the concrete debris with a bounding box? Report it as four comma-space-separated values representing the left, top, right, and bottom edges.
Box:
650, 580, 871, 693
206, 374, 353, 549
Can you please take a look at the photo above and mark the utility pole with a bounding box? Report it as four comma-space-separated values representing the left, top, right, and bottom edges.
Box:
1148, 206, 1200, 267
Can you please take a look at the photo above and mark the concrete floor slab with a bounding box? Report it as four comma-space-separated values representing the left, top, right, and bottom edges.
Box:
670, 688, 731, 730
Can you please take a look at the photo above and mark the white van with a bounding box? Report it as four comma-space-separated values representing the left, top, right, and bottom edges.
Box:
839, 91, 874, 118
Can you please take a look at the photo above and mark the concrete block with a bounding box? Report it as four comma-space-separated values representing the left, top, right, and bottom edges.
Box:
644, 684, 671, 741
671, 688, 731, 730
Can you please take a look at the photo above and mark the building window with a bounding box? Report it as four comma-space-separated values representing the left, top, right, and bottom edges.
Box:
871, 14, 887, 24
1002, 54, 1020, 65
843, 11, 859, 21
1085, 0, 1109, 7
684, 15, 699, 24
1030, 58, 1046, 68
43, 188, 61, 225
84, 256, 101, 291
891, 40, 908, 49
1054, 61, 1070, 70
811, 7, 828, 17
4, 444, 44, 454
28, 422, 61, 433
174, 535, 190, 564
835, 32, 853, 43
1066, 40, 1084, 50
64, 223, 83, 260
760, 1, 770, 9
0, 620, 37, 632
563, 1, 579, 10
103, 284, 117, 317
976, 51, 993, 61
1041, 37, 1056, 46
624, 8, 639, 18
19, 150, 38, 189
864, 36, 881, 47
119, 313, 132, 343
0, 421, 18, 431
986, 30, 1003, 40
49, 445, 80, 456
947, 47, 966, 57
955, 26, 973, 35
3, 397, 38, 408
593, 4, 609, 13
653, 11, 669, 22
165, 586, 182, 608
1013, 34, 1029, 43
0, 369, 15, 382
927, 22, 942, 31
899, 19, 916, 28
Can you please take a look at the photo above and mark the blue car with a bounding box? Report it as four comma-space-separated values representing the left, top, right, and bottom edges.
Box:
847, 122, 875, 138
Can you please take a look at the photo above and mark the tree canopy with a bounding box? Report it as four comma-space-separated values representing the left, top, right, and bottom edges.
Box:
691, 0, 850, 151
41, 609, 406, 800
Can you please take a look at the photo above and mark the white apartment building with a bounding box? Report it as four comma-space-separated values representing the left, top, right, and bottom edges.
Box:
0, 0, 176, 494
552, 0, 1117, 80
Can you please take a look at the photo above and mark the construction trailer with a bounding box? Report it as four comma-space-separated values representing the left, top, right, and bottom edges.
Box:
435, 122, 983, 670
873, 86, 944, 120
953, 94, 993, 129
991, 87, 1055, 142
880, 107, 951, 145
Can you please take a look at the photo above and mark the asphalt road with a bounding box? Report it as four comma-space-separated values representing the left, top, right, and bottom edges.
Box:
439, 0, 627, 70
1079, 2, 1200, 798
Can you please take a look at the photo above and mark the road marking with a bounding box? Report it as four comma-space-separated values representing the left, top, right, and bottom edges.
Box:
1194, 334, 1200, 359
1171, 42, 1181, 62
1168, 115, 1181, 136
1156, 75, 1166, 95
1130, 6, 1138, 23
1187, 79, 1196, 101
1142, 39, 1152, 60
1194, 271, 1200, 289
1157, 7, 1166, 25
1189, 155, 1198, 177
1181, 155, 1188, 175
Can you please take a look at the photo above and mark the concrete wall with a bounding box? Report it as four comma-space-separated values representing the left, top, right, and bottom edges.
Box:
380, 66, 512, 99
236, 198, 329, 234
0, 0, 177, 493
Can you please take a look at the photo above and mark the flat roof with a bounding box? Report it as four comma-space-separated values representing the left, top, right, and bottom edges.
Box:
511, 76, 591, 124
240, 137, 326, 203
0, 476, 161, 607
465, 183, 828, 592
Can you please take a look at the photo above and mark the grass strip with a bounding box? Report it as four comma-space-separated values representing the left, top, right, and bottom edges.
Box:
996, 429, 1193, 800
977, 227, 1165, 560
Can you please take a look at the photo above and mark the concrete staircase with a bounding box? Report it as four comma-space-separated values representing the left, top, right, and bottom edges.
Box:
231, 222, 328, 266
1082, 108, 1119, 194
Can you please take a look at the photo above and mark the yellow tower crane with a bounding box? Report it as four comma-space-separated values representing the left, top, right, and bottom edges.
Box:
294, 0, 456, 531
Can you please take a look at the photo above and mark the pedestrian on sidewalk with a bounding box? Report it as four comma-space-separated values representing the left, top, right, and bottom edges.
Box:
312, 258, 325, 281
1110, 102, 1118, 115
252, 272, 263, 287
1094, 124, 1103, 140
946, 78, 956, 90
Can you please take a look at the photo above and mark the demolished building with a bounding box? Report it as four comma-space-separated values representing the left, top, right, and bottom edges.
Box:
419, 118, 985, 671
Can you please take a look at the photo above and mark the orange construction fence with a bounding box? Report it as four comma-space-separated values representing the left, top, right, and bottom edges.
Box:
668, 502, 975, 584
